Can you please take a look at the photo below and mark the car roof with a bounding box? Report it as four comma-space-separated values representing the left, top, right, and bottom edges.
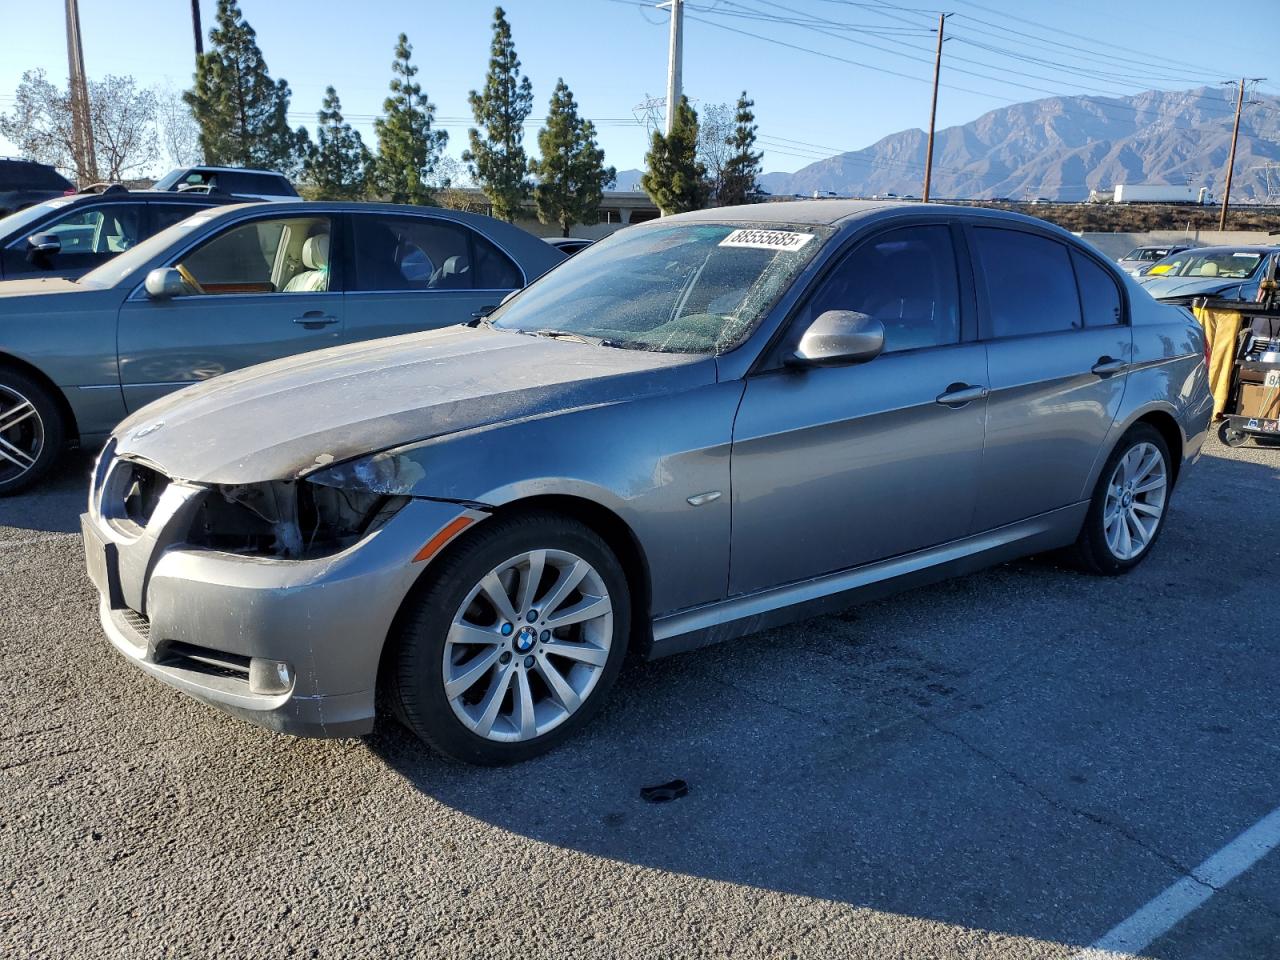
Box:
664, 199, 1081, 235
175, 166, 285, 175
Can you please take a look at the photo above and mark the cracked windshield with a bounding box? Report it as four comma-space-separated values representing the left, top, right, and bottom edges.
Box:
491, 222, 833, 353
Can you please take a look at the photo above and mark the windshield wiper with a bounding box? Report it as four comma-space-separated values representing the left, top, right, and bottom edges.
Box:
524, 328, 621, 348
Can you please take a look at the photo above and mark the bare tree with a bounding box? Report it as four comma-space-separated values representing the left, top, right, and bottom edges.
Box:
155, 83, 202, 168
695, 101, 733, 202
0, 68, 159, 182
89, 76, 158, 180
0, 69, 76, 176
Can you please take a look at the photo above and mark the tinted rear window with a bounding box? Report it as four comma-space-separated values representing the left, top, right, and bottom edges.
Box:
1072, 250, 1123, 326
0, 160, 73, 191
972, 227, 1082, 337
220, 172, 295, 196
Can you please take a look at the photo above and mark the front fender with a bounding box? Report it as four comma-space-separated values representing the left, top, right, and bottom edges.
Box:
340, 381, 745, 617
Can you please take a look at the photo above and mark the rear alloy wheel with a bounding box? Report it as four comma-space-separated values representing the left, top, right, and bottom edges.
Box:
0, 370, 64, 496
1068, 424, 1171, 575
391, 512, 630, 764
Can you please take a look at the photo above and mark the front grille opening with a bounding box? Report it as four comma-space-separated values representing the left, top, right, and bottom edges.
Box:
157, 640, 251, 683
120, 463, 170, 527
119, 608, 151, 642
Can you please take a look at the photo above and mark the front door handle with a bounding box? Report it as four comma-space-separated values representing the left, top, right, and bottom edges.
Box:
1091, 356, 1127, 377
935, 383, 989, 408
292, 310, 339, 328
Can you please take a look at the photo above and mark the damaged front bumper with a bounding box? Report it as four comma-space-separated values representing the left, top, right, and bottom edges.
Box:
83, 465, 486, 738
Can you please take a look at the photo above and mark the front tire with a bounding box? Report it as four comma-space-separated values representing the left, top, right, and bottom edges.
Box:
0, 368, 65, 496
1068, 424, 1172, 576
390, 511, 630, 765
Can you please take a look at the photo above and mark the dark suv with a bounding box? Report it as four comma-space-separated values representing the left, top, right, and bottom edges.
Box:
153, 166, 298, 201
0, 158, 75, 217
0, 186, 236, 281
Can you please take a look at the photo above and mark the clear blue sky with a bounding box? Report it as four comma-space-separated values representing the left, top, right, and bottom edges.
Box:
1, 0, 1275, 184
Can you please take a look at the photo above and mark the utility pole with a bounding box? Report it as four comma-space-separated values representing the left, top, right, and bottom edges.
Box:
660, 0, 684, 135
64, 0, 98, 185
1219, 76, 1265, 231
191, 0, 204, 60
922, 12, 949, 203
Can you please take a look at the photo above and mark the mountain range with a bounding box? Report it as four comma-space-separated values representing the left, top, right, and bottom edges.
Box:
612, 86, 1280, 202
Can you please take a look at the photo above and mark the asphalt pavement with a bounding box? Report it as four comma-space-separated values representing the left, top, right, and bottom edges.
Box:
3, 438, 1280, 959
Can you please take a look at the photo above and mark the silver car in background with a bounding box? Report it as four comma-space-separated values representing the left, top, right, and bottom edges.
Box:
1117, 243, 1193, 277
82, 201, 1212, 764
0, 200, 563, 493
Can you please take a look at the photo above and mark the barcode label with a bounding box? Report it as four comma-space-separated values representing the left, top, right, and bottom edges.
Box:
719, 229, 815, 252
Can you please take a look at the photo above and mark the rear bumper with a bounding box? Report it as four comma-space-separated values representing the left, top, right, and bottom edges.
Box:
84, 498, 485, 738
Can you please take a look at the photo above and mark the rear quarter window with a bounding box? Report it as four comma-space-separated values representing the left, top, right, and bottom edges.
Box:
1071, 249, 1123, 326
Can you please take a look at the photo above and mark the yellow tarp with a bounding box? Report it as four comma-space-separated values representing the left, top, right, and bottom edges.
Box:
1192, 305, 1243, 418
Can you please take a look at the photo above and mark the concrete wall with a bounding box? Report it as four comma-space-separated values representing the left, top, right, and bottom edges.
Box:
1078, 230, 1277, 260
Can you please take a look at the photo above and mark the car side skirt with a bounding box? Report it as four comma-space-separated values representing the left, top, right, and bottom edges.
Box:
646, 502, 1088, 659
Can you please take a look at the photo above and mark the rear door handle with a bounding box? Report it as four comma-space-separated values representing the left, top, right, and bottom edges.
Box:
1091, 356, 1127, 377
292, 310, 339, 328
935, 383, 989, 408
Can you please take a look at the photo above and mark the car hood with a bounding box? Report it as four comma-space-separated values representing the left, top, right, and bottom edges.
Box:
0, 276, 85, 298
1137, 275, 1243, 300
112, 326, 715, 484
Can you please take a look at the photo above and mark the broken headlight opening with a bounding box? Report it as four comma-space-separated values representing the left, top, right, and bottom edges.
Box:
186, 478, 409, 559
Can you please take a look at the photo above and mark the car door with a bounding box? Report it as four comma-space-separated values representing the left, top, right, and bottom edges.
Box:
0, 202, 144, 280
729, 222, 989, 596
966, 224, 1131, 531
116, 212, 345, 411
343, 212, 524, 343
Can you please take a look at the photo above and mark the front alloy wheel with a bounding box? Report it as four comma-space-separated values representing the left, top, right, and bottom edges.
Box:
443, 548, 614, 742
391, 511, 630, 764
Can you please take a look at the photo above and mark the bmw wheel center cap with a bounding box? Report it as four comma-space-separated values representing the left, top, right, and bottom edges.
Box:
514, 625, 538, 654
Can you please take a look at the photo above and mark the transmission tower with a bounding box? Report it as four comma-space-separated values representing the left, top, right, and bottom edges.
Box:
633, 95, 666, 137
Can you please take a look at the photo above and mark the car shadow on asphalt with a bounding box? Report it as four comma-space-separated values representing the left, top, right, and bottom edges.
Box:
366, 445, 1280, 953
0, 450, 95, 535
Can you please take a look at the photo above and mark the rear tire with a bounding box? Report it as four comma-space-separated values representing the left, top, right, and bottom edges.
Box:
1067, 424, 1172, 576
0, 368, 64, 496
389, 511, 630, 765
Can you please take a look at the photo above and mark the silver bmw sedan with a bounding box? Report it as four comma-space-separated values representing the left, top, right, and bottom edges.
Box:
82, 201, 1213, 764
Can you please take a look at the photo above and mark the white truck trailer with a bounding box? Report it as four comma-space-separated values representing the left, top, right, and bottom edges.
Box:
1113, 184, 1210, 204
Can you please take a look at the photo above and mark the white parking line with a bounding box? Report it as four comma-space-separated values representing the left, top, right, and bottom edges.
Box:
1072, 805, 1280, 959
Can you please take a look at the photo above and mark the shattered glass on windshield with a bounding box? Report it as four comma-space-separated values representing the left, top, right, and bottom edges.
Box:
490, 222, 833, 354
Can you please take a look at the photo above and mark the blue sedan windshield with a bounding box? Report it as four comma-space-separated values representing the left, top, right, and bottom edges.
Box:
491, 222, 833, 354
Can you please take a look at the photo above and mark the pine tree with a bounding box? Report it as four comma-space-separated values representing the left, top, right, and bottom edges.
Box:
718, 91, 763, 206
463, 7, 534, 221
532, 80, 616, 237
184, 0, 306, 174
641, 96, 708, 216
302, 86, 370, 200
372, 33, 448, 205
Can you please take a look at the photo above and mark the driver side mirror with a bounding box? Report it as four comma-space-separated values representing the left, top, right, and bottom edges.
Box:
26, 232, 60, 264
144, 267, 188, 300
791, 310, 885, 367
